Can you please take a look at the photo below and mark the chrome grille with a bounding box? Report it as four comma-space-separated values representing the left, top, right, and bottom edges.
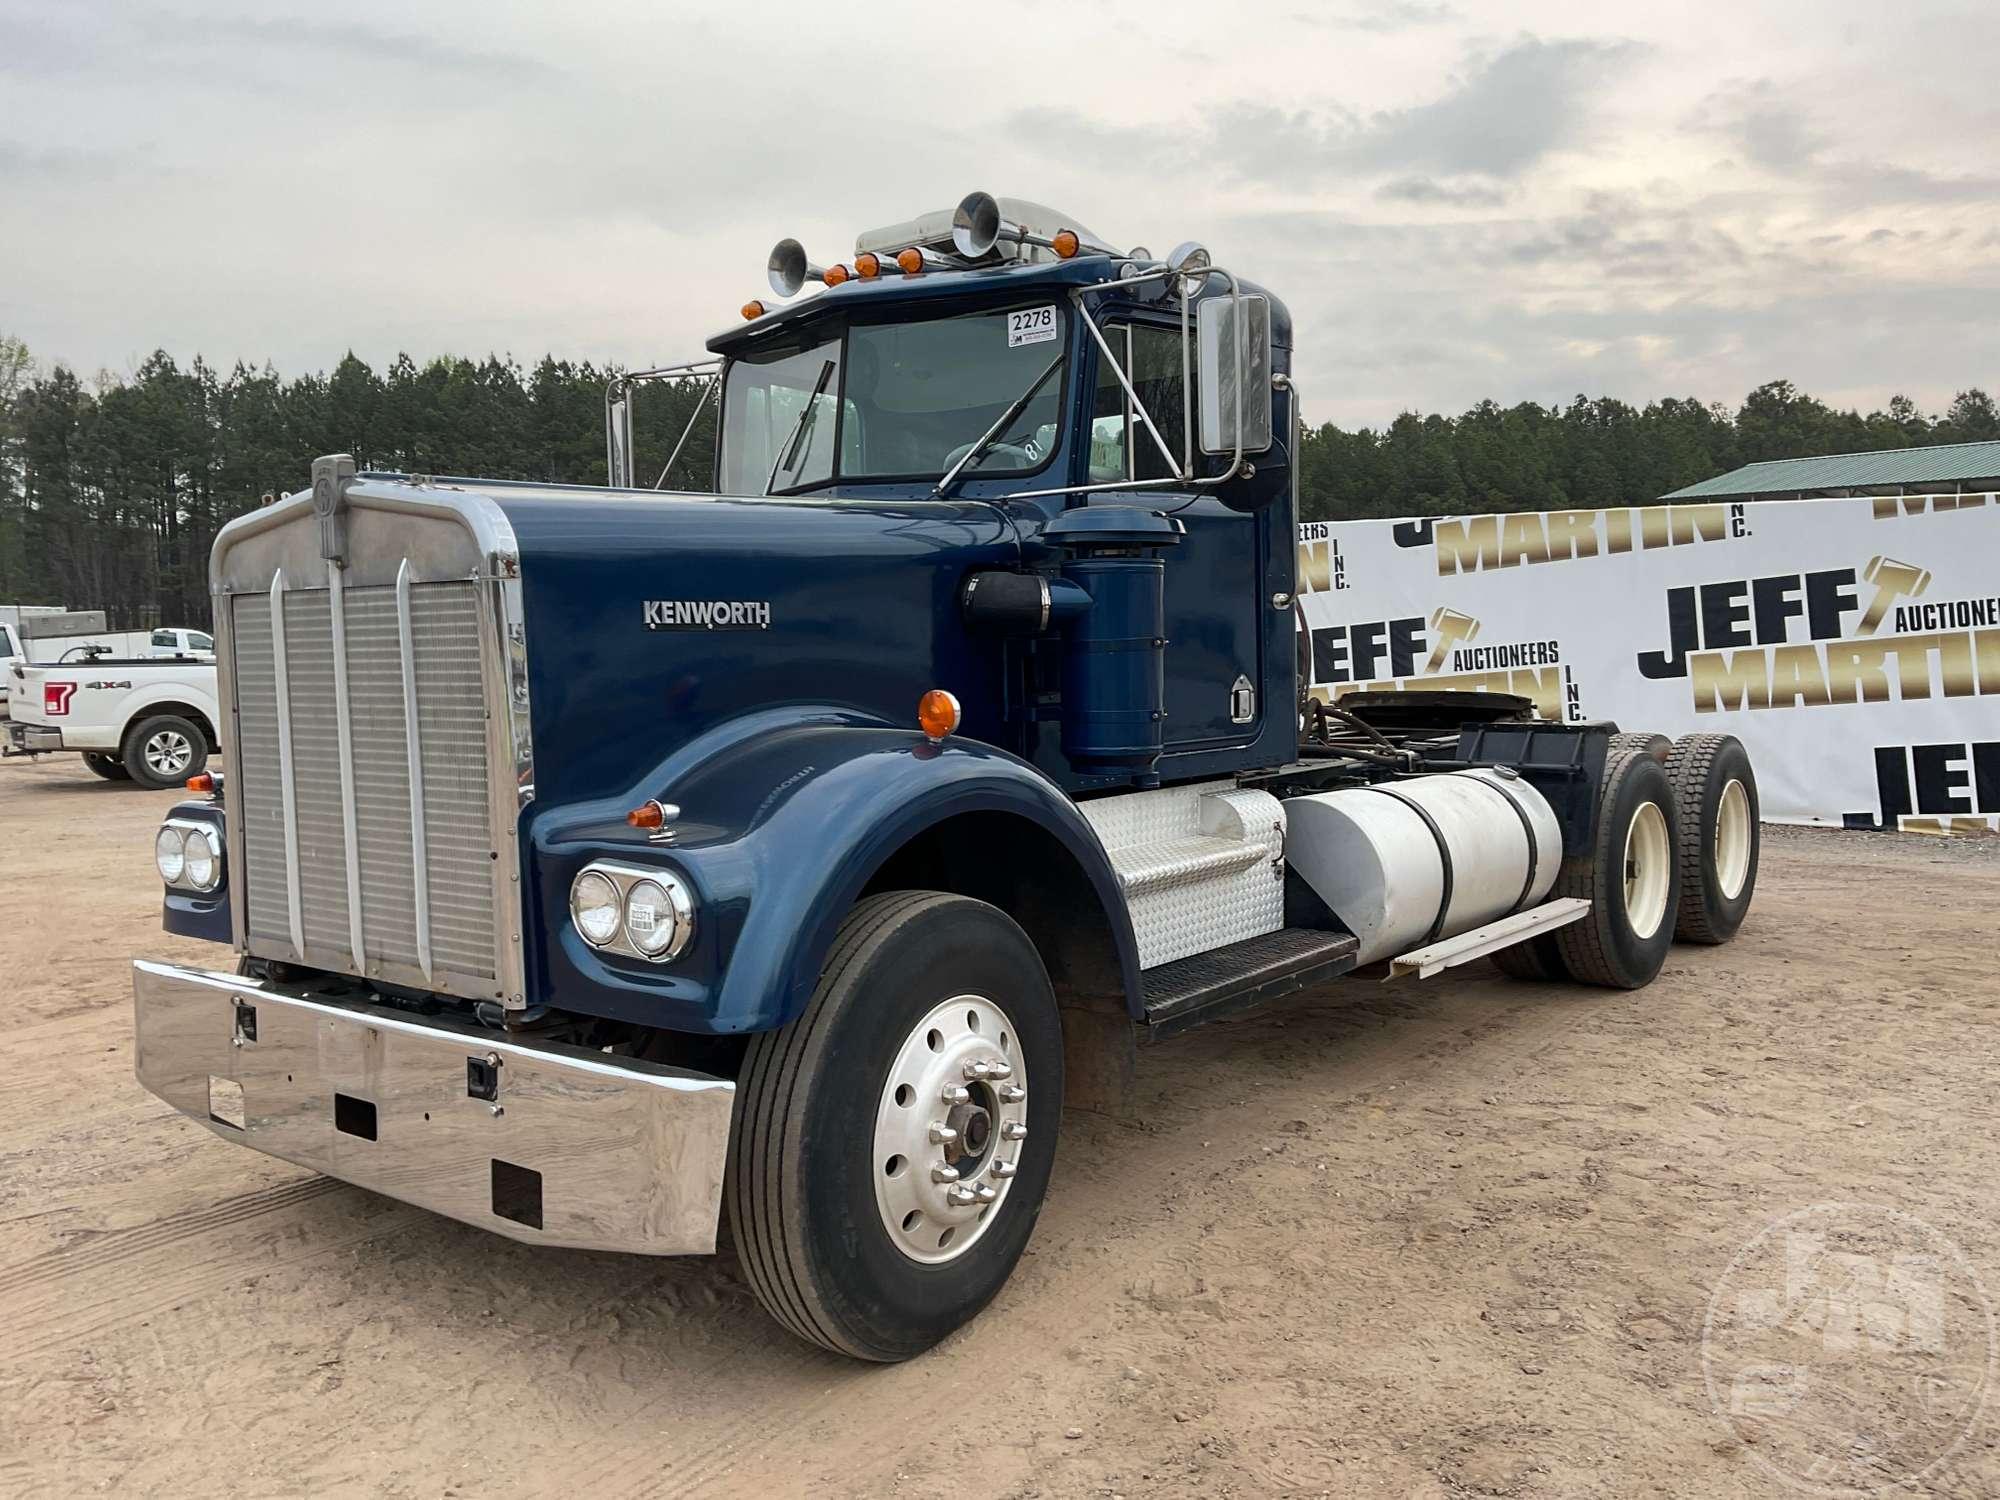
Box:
230, 579, 498, 988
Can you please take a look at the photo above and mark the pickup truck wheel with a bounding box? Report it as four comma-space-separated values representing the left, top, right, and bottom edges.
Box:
82, 752, 132, 781
1549, 745, 1681, 989
1665, 733, 1759, 944
727, 891, 1062, 1362
123, 714, 207, 790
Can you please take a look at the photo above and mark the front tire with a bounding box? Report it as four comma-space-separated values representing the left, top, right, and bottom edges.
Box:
1665, 733, 1759, 944
727, 891, 1063, 1361
1550, 745, 1682, 989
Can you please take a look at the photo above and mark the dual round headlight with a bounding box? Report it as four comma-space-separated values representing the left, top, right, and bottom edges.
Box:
155, 822, 222, 892
569, 864, 695, 963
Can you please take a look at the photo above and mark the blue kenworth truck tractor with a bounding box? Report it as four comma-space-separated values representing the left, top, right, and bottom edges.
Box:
133, 193, 1761, 1360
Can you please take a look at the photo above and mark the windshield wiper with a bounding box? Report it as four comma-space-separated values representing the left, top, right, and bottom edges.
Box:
764, 358, 837, 495
932, 354, 1065, 499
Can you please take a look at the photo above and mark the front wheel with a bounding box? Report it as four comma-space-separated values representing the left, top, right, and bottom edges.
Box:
727, 891, 1063, 1361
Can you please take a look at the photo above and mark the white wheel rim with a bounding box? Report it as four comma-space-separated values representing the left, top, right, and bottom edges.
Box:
1623, 799, 1672, 941
871, 993, 1027, 1265
145, 731, 192, 776
1714, 779, 1752, 900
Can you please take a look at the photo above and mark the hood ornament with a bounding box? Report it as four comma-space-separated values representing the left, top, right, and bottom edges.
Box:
310, 453, 356, 565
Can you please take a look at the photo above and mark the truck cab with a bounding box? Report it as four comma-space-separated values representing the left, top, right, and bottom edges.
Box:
129, 192, 1757, 1362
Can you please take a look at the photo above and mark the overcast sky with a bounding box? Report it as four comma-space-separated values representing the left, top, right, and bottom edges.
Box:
2, 0, 1995, 427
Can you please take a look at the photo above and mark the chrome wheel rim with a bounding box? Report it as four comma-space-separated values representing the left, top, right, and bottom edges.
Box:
1623, 799, 1672, 940
872, 993, 1027, 1265
1714, 778, 1752, 900
145, 730, 193, 777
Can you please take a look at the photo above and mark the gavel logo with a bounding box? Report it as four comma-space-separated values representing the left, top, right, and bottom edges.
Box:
1425, 607, 1482, 673
1858, 556, 1931, 636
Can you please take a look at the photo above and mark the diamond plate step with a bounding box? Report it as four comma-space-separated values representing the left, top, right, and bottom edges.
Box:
1141, 927, 1362, 1041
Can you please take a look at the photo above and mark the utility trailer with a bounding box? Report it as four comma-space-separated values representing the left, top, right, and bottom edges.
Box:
130, 193, 1761, 1361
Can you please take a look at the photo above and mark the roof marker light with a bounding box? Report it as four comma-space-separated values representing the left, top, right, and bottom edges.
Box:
896, 247, 926, 276
741, 299, 770, 321
824, 263, 851, 287
855, 252, 883, 279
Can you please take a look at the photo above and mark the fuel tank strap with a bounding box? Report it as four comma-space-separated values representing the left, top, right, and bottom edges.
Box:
1354, 783, 1454, 946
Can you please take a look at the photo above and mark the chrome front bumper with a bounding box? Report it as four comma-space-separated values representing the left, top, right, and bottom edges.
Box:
131, 960, 735, 1255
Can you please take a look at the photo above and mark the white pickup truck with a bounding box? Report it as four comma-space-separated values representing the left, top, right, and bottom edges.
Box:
5, 655, 220, 789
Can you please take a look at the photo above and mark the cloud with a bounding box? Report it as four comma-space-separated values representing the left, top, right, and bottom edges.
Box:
127, 10, 561, 82
1377, 176, 1509, 208
1345, 36, 1643, 177
1015, 35, 1642, 188
1303, 1, 1459, 33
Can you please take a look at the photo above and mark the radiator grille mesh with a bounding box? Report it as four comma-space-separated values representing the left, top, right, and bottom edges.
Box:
230, 581, 497, 984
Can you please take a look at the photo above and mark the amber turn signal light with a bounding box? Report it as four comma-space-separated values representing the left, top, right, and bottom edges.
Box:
917, 689, 961, 742
627, 800, 668, 830
741, 300, 769, 320
1052, 229, 1080, 259
186, 773, 215, 794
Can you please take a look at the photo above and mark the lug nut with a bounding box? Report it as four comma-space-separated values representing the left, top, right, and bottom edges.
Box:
998, 1083, 1026, 1103
1002, 1122, 1028, 1141
974, 1183, 999, 1205
928, 1121, 959, 1146
963, 1058, 1014, 1083
945, 1184, 978, 1208
931, 1164, 960, 1184
940, 1084, 971, 1106
990, 1159, 1017, 1180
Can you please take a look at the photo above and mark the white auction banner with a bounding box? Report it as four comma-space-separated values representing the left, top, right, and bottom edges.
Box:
1295, 493, 1999, 829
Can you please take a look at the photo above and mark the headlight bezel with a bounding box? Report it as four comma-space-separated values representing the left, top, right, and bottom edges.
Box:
567, 862, 697, 964
156, 818, 223, 894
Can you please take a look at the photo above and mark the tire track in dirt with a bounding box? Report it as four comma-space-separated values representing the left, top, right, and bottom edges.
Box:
0, 1176, 415, 1362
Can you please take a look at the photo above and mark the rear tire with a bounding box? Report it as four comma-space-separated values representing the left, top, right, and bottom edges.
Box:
1550, 746, 1681, 989
1609, 731, 1671, 762
1491, 934, 1564, 980
727, 891, 1063, 1362
1665, 733, 1759, 944
82, 752, 131, 781
122, 714, 206, 790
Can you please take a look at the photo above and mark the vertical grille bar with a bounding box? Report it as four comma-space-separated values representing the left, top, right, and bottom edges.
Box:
267, 570, 305, 956
395, 559, 435, 980
327, 565, 368, 970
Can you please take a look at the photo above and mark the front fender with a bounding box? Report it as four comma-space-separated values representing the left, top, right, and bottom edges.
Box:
525, 713, 1141, 1034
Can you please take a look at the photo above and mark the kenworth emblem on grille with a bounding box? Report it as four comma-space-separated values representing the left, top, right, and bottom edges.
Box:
310, 453, 357, 565
644, 599, 772, 630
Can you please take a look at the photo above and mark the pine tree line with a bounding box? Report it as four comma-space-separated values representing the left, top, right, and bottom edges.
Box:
0, 335, 1992, 629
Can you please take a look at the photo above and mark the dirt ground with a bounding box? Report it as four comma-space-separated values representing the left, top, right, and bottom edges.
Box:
1, 751, 1996, 1499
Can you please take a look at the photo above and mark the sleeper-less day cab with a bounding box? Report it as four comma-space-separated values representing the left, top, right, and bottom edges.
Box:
132, 194, 1760, 1359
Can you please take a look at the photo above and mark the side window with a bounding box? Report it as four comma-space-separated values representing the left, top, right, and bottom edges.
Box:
1090, 323, 1190, 484
0, 625, 15, 658
151, 630, 176, 648
190, 632, 214, 652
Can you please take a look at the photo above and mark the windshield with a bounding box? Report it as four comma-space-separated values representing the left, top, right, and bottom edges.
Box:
718, 304, 1065, 495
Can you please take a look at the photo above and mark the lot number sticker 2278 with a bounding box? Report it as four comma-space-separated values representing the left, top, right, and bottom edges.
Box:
1008, 307, 1058, 348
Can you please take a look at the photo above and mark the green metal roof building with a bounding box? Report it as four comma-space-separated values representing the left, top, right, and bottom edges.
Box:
1662, 440, 2000, 501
